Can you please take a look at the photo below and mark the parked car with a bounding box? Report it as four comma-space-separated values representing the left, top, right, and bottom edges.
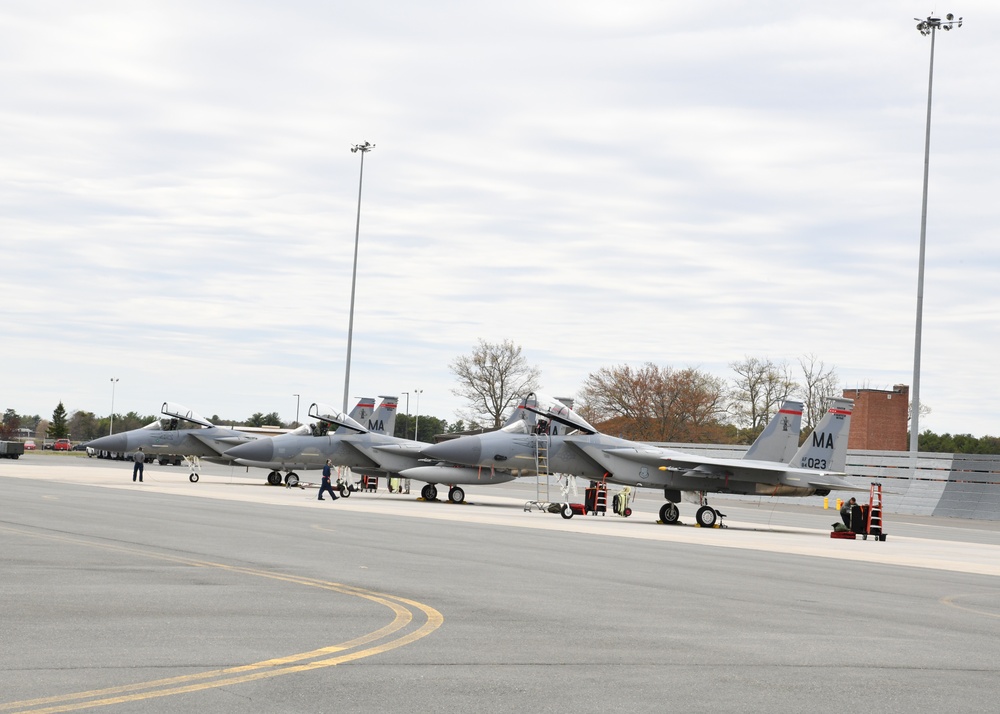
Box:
54, 439, 72, 451
23, 440, 36, 450
71, 443, 88, 452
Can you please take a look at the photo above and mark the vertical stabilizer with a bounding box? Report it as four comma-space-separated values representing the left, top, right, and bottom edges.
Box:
336, 398, 375, 434
744, 400, 803, 463
369, 396, 398, 436
790, 397, 853, 472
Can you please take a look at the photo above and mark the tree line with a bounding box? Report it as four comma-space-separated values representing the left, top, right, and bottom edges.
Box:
3, 338, 996, 453
448, 338, 998, 452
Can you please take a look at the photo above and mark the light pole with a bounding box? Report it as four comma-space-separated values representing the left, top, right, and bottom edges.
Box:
401, 391, 410, 439
109, 377, 119, 435
292, 394, 300, 426
343, 140, 375, 412
910, 13, 962, 453
413, 389, 423, 442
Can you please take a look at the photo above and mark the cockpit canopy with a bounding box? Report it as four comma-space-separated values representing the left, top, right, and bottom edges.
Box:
500, 392, 596, 435
141, 402, 213, 431
308, 402, 368, 434
160, 402, 213, 428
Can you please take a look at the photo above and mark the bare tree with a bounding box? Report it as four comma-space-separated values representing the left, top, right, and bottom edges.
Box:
729, 356, 798, 439
579, 363, 727, 442
450, 339, 541, 429
797, 354, 839, 434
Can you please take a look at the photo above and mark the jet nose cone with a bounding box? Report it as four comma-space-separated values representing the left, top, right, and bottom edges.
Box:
85, 433, 128, 452
225, 438, 274, 463
421, 436, 482, 465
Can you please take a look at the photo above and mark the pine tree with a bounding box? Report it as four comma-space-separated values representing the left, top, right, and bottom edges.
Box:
49, 402, 70, 440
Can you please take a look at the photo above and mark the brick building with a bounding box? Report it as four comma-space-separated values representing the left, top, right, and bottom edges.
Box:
842, 384, 909, 451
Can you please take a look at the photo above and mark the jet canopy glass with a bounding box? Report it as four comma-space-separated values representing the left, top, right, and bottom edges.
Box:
150, 402, 214, 429
505, 392, 597, 435
308, 402, 368, 433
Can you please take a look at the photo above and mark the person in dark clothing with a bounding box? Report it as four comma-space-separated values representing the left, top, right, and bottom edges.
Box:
318, 460, 338, 501
132, 447, 145, 482
840, 497, 857, 527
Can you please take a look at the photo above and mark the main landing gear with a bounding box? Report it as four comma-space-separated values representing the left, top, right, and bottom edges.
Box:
658, 501, 726, 528
264, 471, 300, 487
659, 502, 680, 524
419, 484, 466, 503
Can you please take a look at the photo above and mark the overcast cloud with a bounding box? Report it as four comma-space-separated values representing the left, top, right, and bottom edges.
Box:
1, 1, 997, 435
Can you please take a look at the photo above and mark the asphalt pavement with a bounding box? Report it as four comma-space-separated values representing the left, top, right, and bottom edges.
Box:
2, 454, 999, 713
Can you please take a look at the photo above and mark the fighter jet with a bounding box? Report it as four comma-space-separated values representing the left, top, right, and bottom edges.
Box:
84, 402, 263, 482
413, 392, 861, 527
225, 396, 518, 502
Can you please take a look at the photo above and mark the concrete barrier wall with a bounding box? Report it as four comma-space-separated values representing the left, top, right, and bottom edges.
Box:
653, 444, 1000, 521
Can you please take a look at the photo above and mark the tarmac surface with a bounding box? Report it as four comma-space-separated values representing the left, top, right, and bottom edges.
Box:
2, 453, 999, 712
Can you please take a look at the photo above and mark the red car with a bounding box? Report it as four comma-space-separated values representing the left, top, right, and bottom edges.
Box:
54, 439, 72, 451
23, 440, 36, 450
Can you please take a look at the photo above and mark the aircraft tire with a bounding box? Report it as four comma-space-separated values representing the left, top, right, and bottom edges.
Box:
339, 485, 352, 498
266, 471, 282, 486
560, 503, 574, 519
624, 507, 632, 518
659, 502, 680, 524
421, 484, 438, 501
285, 473, 299, 488
448, 486, 465, 504
696, 506, 718, 528
189, 473, 199, 483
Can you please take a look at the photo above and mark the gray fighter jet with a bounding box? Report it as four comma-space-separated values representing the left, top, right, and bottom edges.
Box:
225, 396, 518, 502
412, 392, 861, 527
84, 402, 262, 482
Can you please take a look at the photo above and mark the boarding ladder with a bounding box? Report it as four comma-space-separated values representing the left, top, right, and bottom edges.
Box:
534, 433, 550, 502
866, 482, 885, 539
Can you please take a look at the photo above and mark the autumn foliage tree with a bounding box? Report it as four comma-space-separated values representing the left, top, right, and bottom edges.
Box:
578, 363, 727, 442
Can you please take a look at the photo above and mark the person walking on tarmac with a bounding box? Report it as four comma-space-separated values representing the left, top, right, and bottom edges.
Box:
318, 460, 339, 501
132, 447, 145, 483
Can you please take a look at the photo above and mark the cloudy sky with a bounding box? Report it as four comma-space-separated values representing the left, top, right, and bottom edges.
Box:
2, 1, 997, 437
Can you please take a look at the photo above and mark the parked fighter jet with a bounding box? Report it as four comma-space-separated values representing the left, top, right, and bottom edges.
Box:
225, 396, 518, 501
84, 402, 262, 482
414, 392, 860, 527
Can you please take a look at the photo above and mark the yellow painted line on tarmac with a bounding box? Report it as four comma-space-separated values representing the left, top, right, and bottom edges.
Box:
940, 592, 1000, 620
0, 525, 444, 713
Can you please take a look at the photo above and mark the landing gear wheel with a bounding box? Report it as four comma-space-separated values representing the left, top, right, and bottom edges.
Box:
285, 473, 299, 488
267, 471, 282, 486
448, 486, 465, 503
339, 485, 352, 498
696, 506, 718, 528
623, 507, 632, 517
659, 502, 680, 524
189, 473, 199, 483
560, 503, 574, 519
421, 484, 438, 501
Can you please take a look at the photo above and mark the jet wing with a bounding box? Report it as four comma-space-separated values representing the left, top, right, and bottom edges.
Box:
188, 432, 231, 456
335, 440, 382, 469
559, 438, 625, 476
598, 447, 868, 492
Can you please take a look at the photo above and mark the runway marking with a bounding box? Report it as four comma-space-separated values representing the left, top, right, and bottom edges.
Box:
0, 524, 444, 713
940, 593, 1000, 620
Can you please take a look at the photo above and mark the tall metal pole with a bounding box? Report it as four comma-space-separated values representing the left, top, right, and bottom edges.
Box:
293, 394, 300, 426
343, 141, 374, 412
401, 391, 409, 439
413, 389, 423, 442
109, 377, 119, 435
910, 14, 961, 453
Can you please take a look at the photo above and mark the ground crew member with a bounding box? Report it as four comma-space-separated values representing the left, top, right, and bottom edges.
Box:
132, 447, 145, 483
318, 460, 338, 501
840, 497, 857, 528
